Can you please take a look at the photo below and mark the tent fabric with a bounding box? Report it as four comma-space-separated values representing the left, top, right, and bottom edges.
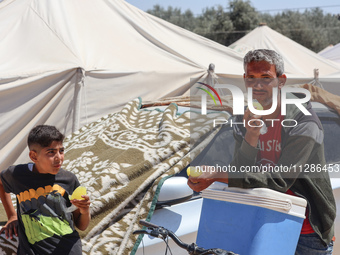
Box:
319, 42, 340, 64
0, 0, 245, 170
229, 25, 340, 79
318, 44, 334, 55
314, 69, 340, 96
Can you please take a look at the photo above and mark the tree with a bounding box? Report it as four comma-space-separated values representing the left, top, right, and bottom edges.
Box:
147, 5, 196, 31
195, 6, 233, 46
261, 8, 340, 52
146, 2, 340, 52
305, 9, 340, 52
227, 0, 260, 45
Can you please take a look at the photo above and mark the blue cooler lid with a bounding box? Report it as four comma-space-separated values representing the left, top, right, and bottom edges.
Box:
202, 182, 307, 218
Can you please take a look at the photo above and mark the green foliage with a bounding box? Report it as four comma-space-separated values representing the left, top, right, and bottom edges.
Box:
147, 5, 196, 31
260, 8, 340, 52
146, 1, 340, 53
194, 5, 233, 46
227, 0, 260, 45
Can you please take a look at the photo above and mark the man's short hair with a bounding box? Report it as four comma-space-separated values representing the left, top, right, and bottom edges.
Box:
244, 49, 284, 77
27, 125, 64, 150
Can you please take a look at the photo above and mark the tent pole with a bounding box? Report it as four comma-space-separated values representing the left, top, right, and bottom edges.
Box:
313, 68, 325, 90
73, 68, 85, 132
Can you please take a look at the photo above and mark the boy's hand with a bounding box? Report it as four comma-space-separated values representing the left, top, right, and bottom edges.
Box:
71, 195, 91, 231
70, 195, 91, 215
0, 215, 18, 239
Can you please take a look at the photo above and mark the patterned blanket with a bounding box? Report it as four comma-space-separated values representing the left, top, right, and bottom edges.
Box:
0, 98, 225, 255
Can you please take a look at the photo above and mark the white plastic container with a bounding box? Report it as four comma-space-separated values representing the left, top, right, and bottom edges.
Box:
196, 183, 307, 255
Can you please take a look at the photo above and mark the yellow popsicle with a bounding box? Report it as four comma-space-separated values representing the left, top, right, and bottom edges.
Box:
69, 186, 87, 200
187, 166, 202, 178
252, 99, 263, 110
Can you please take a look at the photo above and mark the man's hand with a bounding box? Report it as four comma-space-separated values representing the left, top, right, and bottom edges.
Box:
187, 166, 228, 192
188, 176, 215, 192
244, 108, 262, 147
0, 215, 18, 239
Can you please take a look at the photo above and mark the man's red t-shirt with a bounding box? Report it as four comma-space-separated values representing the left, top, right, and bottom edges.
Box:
257, 116, 314, 234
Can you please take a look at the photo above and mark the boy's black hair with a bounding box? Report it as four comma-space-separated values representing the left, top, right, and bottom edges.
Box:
27, 125, 64, 149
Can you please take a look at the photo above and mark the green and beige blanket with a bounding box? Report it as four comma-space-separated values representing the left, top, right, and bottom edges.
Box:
0, 98, 225, 255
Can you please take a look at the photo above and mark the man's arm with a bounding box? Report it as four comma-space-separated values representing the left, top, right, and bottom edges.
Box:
229, 122, 321, 192
0, 177, 18, 239
187, 110, 262, 192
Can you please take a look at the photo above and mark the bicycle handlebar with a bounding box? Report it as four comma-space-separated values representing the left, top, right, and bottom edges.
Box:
134, 220, 239, 255
139, 219, 190, 250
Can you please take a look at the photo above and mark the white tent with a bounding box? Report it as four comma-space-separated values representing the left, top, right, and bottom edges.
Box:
318, 44, 334, 55
316, 70, 340, 95
316, 44, 340, 95
229, 25, 340, 84
319, 42, 340, 64
0, 0, 245, 170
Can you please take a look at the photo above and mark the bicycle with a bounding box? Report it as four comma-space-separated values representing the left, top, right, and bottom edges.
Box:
133, 219, 239, 255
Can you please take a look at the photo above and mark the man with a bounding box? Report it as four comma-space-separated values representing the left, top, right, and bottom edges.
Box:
188, 49, 336, 254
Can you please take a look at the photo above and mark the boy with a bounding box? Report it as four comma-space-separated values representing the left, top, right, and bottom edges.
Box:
0, 125, 91, 254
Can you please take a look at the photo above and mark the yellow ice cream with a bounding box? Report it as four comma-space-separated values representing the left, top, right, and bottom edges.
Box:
252, 99, 263, 110
69, 186, 87, 200
187, 166, 202, 178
